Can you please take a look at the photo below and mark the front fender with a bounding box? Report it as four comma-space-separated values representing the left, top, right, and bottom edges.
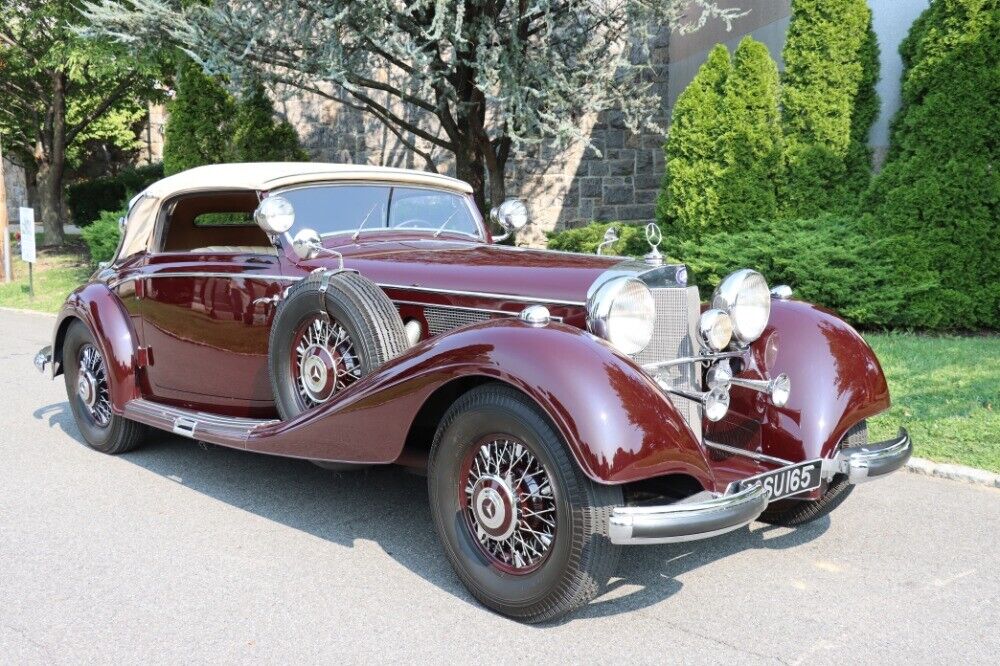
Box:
53, 282, 141, 411
737, 300, 890, 463
246, 319, 715, 488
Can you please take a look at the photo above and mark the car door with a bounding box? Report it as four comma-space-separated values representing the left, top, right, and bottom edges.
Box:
136, 250, 289, 415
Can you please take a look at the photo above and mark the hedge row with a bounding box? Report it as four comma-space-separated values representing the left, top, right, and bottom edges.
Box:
66, 164, 163, 227
547, 217, 914, 329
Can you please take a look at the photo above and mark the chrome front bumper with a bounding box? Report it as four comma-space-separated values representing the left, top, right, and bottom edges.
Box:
608, 428, 912, 545
34, 345, 52, 375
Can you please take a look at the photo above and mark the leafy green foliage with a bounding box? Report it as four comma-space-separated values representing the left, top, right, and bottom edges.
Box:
717, 38, 782, 231
861, 0, 1000, 330
232, 81, 308, 162
163, 59, 234, 175
780, 0, 878, 216
163, 62, 307, 175
80, 209, 124, 264
658, 38, 781, 240
547, 215, 915, 328
656, 45, 730, 239
66, 164, 163, 226
0, 0, 167, 243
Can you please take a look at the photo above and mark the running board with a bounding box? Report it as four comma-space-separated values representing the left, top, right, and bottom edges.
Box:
123, 399, 279, 447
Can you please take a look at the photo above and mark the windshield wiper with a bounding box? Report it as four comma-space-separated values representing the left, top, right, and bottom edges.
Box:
351, 202, 381, 242
432, 209, 460, 238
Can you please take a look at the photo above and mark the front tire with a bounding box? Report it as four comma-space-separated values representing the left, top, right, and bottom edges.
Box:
63, 320, 147, 454
428, 383, 622, 623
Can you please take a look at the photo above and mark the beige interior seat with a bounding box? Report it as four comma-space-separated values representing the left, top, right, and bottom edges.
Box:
191, 245, 279, 255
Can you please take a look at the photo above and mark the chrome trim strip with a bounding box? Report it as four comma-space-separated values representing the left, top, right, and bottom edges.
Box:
378, 283, 586, 307
704, 440, 794, 467
391, 299, 564, 322
643, 350, 743, 373
108, 272, 300, 289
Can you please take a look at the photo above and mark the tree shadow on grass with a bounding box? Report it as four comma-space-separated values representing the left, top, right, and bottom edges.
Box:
34, 400, 830, 625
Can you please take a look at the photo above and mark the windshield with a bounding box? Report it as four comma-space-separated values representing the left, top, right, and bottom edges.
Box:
277, 184, 482, 239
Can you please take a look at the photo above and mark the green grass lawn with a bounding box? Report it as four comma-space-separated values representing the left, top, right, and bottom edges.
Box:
866, 333, 999, 473
0, 240, 996, 472
0, 237, 93, 313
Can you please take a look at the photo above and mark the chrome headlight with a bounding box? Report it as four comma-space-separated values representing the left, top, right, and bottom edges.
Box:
698, 308, 733, 351
587, 277, 655, 355
712, 269, 770, 344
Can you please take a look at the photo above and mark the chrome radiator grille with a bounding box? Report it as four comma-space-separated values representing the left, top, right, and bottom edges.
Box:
632, 286, 703, 440
423, 306, 496, 336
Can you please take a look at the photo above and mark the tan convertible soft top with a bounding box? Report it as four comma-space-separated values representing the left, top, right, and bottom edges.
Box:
116, 162, 473, 260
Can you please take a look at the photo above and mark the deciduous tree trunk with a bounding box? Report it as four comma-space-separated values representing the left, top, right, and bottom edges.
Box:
36, 72, 68, 246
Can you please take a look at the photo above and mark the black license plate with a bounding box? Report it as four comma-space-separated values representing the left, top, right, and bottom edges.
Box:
740, 459, 823, 501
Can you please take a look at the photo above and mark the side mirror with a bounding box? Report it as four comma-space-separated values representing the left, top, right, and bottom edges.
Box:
291, 228, 323, 260
117, 216, 126, 231
596, 225, 619, 255
254, 195, 295, 235
489, 199, 530, 242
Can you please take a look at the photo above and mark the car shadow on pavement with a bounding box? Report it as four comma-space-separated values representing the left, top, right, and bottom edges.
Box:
35, 400, 830, 624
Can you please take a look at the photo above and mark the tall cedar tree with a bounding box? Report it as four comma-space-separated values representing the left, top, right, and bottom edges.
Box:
717, 38, 782, 232
656, 45, 731, 239
163, 59, 233, 175
232, 81, 308, 162
861, 0, 1000, 329
780, 0, 879, 217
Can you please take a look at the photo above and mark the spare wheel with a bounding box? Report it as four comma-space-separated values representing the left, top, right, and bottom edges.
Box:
269, 270, 408, 421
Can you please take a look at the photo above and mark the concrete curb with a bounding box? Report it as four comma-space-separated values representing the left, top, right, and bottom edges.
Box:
0, 306, 56, 318
905, 457, 1000, 489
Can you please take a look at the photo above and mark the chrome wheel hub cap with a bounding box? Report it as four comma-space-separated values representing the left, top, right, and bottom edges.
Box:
293, 316, 362, 408
470, 476, 517, 541
463, 438, 557, 573
77, 344, 111, 427
77, 371, 97, 408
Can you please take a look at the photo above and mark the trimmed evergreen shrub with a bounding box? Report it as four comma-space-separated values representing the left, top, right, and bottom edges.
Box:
861, 0, 1000, 330
66, 164, 164, 227
232, 81, 308, 162
81, 209, 124, 264
656, 44, 730, 239
546, 216, 907, 329
163, 59, 235, 175
717, 38, 782, 230
780, 0, 878, 217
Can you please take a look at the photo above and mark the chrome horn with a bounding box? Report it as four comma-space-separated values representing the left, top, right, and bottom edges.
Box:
728, 373, 791, 408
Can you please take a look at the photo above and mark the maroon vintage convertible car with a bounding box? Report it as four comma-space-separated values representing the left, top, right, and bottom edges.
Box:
35, 163, 910, 622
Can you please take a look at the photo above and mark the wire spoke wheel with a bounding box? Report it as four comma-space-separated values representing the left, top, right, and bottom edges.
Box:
461, 436, 557, 574
77, 343, 112, 428
290, 314, 363, 409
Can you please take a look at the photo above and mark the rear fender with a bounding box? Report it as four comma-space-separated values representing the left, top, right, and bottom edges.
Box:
246, 319, 714, 487
53, 283, 141, 411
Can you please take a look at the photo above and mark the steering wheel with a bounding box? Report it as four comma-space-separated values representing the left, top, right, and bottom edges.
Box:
393, 218, 430, 229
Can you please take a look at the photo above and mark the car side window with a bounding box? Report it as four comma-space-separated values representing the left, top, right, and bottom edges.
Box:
280, 185, 390, 237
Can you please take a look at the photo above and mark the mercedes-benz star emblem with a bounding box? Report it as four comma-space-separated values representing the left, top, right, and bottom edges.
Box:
643, 222, 664, 266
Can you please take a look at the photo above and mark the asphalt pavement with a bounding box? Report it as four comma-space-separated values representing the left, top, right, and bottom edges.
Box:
1, 308, 998, 664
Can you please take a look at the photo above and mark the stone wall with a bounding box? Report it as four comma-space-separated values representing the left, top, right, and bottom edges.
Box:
276, 29, 671, 247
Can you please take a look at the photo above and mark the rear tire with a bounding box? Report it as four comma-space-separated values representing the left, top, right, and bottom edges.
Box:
63, 320, 147, 454
428, 383, 622, 623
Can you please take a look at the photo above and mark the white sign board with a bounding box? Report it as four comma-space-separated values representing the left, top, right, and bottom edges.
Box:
19, 207, 35, 263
